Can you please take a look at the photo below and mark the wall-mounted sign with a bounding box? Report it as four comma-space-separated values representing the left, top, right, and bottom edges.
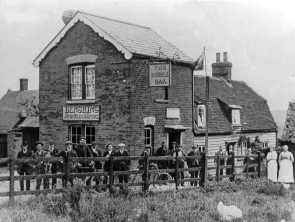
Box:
63, 104, 100, 121
149, 62, 171, 86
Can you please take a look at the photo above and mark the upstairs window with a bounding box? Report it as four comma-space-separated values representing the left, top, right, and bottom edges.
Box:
69, 64, 95, 100
232, 109, 241, 126
197, 105, 206, 128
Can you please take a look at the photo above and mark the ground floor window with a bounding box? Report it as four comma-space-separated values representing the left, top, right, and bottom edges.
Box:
69, 125, 95, 145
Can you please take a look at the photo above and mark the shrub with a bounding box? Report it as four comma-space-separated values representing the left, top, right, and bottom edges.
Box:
257, 182, 287, 196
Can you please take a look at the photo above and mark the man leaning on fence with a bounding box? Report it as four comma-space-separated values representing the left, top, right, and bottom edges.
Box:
155, 141, 169, 169
17, 141, 33, 191
103, 144, 114, 186
75, 137, 93, 186
114, 143, 130, 185
47, 141, 60, 189
59, 140, 77, 187
34, 141, 50, 190
187, 145, 200, 186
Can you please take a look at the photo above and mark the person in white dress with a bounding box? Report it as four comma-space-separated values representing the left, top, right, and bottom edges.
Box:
278, 145, 294, 184
266, 147, 278, 182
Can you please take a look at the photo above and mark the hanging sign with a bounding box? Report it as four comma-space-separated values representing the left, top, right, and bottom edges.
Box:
63, 104, 100, 121
149, 62, 171, 86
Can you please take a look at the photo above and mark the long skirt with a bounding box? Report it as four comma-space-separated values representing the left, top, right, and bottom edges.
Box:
267, 160, 277, 182
278, 159, 294, 183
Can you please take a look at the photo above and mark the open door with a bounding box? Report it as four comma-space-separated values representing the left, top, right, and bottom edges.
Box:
168, 130, 181, 150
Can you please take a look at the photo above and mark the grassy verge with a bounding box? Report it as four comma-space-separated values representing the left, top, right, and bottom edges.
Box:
1, 178, 294, 222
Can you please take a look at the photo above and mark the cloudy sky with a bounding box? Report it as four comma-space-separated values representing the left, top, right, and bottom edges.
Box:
0, 0, 294, 111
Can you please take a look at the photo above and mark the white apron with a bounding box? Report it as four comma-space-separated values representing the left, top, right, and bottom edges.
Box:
266, 151, 277, 182
278, 151, 294, 183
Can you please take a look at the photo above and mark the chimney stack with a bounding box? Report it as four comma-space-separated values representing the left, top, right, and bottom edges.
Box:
212, 51, 232, 81
20, 78, 28, 91
216, 52, 221, 63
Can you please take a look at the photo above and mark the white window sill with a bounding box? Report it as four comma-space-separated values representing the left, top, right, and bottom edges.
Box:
66, 99, 96, 104
154, 99, 169, 104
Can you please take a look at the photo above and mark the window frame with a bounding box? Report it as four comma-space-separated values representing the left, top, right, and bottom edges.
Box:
70, 65, 83, 100
69, 63, 95, 101
196, 104, 206, 128
69, 124, 95, 145
231, 109, 241, 126
144, 126, 154, 153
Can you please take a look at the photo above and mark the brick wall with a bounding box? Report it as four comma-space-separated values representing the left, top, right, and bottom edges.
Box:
39, 21, 194, 154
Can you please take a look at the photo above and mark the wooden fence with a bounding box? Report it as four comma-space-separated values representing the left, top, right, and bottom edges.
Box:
0, 152, 263, 204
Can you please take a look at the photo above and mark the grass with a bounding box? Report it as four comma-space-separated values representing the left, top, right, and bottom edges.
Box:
0, 178, 294, 222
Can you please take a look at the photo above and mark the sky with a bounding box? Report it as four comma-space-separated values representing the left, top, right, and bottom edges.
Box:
0, 0, 295, 111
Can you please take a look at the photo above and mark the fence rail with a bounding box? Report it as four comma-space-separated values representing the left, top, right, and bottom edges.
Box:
0, 152, 264, 204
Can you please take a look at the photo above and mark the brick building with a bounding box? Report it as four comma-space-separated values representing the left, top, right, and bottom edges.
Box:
33, 11, 195, 154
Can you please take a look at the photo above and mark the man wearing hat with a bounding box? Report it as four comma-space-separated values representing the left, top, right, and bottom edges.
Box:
114, 143, 130, 184
155, 141, 169, 169
75, 136, 93, 186
34, 141, 49, 190
59, 140, 77, 187
17, 141, 33, 191
187, 145, 201, 186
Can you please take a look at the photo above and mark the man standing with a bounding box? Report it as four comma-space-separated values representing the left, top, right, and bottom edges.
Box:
187, 146, 200, 186
17, 141, 33, 191
34, 141, 49, 190
114, 143, 130, 184
48, 142, 60, 189
76, 137, 93, 185
103, 144, 114, 186
155, 141, 168, 169
171, 145, 186, 186
59, 140, 77, 187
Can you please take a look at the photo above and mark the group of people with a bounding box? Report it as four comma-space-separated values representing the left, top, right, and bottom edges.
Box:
16, 139, 207, 191
266, 145, 294, 184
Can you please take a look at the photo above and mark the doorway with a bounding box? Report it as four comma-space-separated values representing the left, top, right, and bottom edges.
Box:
168, 130, 181, 150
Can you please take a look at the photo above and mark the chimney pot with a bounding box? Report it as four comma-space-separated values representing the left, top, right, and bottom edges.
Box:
223, 52, 228, 62
216, 52, 221, 63
20, 78, 28, 91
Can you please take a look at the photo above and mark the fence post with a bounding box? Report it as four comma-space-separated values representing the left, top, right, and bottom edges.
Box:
175, 152, 179, 190
143, 153, 149, 192
245, 153, 249, 179
231, 152, 235, 182
257, 152, 261, 178
216, 154, 220, 182
109, 156, 114, 190
64, 155, 70, 188
9, 158, 15, 205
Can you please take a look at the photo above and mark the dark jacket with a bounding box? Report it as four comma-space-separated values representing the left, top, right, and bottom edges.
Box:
90, 148, 102, 169
50, 148, 60, 173
59, 150, 78, 172
103, 150, 114, 171
155, 146, 169, 169
113, 150, 130, 171
75, 144, 93, 167
33, 150, 48, 173
187, 150, 200, 168
17, 150, 33, 174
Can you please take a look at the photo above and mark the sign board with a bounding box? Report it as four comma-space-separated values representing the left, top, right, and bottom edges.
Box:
149, 62, 170, 86
63, 104, 100, 121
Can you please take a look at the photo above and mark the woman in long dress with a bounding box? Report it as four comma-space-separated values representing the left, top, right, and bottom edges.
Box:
278, 145, 294, 184
266, 147, 278, 182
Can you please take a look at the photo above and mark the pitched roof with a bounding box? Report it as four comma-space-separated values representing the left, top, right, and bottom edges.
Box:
18, 116, 39, 128
194, 76, 277, 134
33, 11, 193, 66
0, 90, 39, 134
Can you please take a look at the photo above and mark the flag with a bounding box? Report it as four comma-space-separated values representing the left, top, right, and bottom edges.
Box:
193, 51, 205, 70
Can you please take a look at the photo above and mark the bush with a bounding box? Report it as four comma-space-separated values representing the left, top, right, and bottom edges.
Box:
257, 182, 287, 196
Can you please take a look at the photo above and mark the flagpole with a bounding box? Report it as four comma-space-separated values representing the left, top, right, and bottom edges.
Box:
204, 47, 209, 186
